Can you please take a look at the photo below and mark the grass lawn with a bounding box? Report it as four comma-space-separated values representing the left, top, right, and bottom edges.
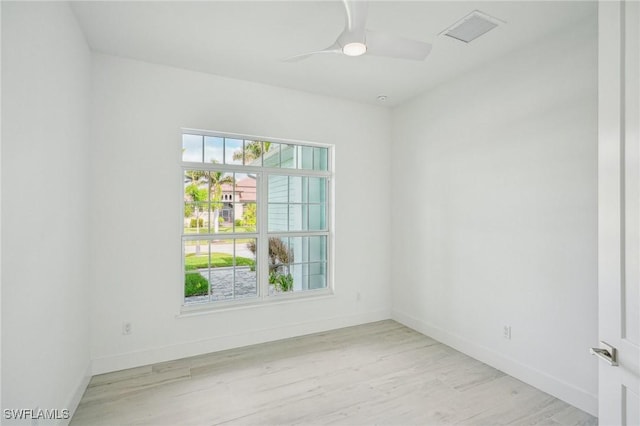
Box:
185, 252, 255, 270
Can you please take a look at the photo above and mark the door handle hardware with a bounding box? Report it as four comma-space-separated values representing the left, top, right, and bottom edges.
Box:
590, 341, 618, 366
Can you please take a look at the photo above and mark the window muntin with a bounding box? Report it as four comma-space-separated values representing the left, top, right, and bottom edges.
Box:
267, 176, 327, 232
181, 132, 331, 307
266, 236, 327, 295
183, 238, 258, 303
184, 171, 258, 234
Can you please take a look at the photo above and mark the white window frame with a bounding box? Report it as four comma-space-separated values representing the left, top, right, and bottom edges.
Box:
179, 129, 334, 315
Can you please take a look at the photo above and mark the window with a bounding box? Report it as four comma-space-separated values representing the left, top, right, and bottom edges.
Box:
181, 131, 332, 308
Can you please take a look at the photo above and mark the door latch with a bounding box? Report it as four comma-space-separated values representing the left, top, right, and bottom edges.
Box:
590, 341, 618, 366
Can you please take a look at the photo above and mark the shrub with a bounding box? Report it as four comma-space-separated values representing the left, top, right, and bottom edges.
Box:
242, 203, 257, 226
184, 204, 193, 218
190, 218, 204, 228
185, 273, 209, 297
269, 272, 294, 292
235, 219, 243, 227
247, 238, 293, 272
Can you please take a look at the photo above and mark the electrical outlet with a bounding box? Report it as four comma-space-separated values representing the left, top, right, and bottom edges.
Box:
503, 325, 511, 340
123, 322, 132, 335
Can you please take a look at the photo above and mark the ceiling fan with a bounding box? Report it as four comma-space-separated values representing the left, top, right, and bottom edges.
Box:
283, 0, 432, 62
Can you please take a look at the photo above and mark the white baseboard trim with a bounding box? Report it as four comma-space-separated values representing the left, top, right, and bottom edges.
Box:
391, 309, 598, 417
91, 309, 391, 376
63, 361, 92, 425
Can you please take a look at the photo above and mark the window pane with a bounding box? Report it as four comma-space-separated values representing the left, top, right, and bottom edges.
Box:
289, 264, 306, 291
281, 144, 297, 168
184, 170, 209, 233
239, 202, 257, 232
309, 262, 327, 289
299, 146, 314, 170
300, 263, 310, 290
288, 204, 304, 231
308, 204, 326, 230
301, 236, 309, 262
288, 176, 303, 203
182, 134, 203, 162
269, 237, 293, 270
234, 239, 257, 299
302, 205, 308, 231
286, 237, 304, 263
184, 202, 206, 234
269, 265, 292, 295
184, 239, 210, 270
308, 177, 326, 203
210, 239, 234, 301
184, 272, 210, 301
184, 170, 207, 189
268, 175, 288, 203
268, 204, 288, 232
204, 136, 223, 164
211, 203, 235, 233
184, 240, 211, 303
309, 236, 326, 262
224, 138, 243, 165
210, 172, 234, 233
268, 237, 293, 295
243, 140, 263, 166
235, 174, 257, 203
313, 147, 328, 171
263, 143, 281, 167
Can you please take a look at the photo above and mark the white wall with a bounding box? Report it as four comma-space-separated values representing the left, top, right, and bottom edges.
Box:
89, 54, 392, 373
390, 14, 598, 415
1, 1, 92, 422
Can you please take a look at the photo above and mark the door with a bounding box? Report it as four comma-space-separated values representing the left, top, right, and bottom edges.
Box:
597, 1, 640, 424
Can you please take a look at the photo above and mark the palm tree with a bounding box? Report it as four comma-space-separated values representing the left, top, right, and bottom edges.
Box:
184, 170, 208, 253
232, 141, 271, 164
209, 171, 234, 233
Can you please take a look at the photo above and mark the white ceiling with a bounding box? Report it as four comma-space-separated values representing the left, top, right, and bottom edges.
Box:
71, 1, 596, 107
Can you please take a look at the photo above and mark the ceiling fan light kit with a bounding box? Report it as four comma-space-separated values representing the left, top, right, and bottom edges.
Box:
342, 42, 367, 56
283, 0, 432, 62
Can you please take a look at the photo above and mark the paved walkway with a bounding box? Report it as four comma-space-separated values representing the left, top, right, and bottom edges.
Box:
185, 266, 259, 304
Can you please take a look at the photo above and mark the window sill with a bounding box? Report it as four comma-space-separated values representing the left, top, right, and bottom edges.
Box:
176, 288, 335, 318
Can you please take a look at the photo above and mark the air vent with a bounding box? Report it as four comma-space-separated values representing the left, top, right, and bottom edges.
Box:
441, 11, 503, 43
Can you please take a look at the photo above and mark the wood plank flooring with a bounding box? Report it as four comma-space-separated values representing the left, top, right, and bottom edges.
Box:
71, 320, 597, 425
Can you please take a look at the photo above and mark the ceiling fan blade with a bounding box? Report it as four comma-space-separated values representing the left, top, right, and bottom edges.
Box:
365, 30, 432, 61
281, 44, 342, 62
343, 0, 368, 33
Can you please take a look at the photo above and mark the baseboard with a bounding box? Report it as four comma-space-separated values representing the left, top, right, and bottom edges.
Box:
91, 309, 391, 375
62, 361, 92, 426
391, 309, 598, 417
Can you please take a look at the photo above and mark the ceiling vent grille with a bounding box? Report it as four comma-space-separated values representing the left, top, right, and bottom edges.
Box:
441, 10, 503, 43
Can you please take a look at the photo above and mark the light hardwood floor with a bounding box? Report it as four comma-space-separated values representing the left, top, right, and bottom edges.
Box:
71, 320, 597, 425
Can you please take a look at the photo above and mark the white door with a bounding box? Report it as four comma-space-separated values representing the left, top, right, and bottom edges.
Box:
597, 1, 640, 424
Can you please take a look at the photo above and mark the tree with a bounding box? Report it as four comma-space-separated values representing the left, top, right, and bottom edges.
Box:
232, 141, 271, 164
242, 203, 257, 228
209, 171, 234, 233
184, 170, 208, 254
